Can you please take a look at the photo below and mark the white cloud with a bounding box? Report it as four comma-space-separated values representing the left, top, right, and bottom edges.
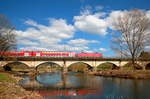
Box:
58, 44, 89, 51
106, 10, 126, 30
99, 48, 108, 52
16, 19, 100, 52
80, 5, 92, 15
68, 38, 99, 46
20, 44, 89, 52
24, 19, 39, 26
145, 46, 150, 50
16, 9, 150, 54
146, 10, 150, 19
76, 9, 150, 36
95, 6, 104, 10
106, 10, 150, 30
65, 38, 100, 52
19, 47, 50, 51
74, 10, 108, 35
18, 39, 39, 46
83, 50, 94, 53
15, 18, 75, 48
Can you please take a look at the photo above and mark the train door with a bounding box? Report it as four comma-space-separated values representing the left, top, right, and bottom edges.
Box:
36, 53, 41, 56
69, 52, 76, 57
24, 53, 29, 56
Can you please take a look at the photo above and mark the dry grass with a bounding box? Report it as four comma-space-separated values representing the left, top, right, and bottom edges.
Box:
0, 73, 16, 83
94, 70, 150, 79
0, 72, 43, 99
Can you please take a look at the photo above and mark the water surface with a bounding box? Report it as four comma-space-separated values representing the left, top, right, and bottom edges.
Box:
19, 72, 150, 99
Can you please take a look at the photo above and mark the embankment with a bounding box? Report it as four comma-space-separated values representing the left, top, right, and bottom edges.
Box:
0, 72, 43, 99
91, 70, 150, 79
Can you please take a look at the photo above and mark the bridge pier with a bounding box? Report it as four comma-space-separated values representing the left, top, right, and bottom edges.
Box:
143, 66, 146, 70
63, 61, 68, 73
93, 60, 97, 72
93, 67, 97, 72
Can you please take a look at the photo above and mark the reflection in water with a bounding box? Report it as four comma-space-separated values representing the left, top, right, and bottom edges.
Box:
36, 72, 61, 85
19, 72, 150, 99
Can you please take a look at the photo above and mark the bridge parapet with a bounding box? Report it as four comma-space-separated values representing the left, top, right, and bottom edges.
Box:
0, 56, 144, 61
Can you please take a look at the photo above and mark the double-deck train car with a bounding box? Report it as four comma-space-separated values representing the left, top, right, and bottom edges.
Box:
41, 51, 76, 57
0, 51, 24, 56
76, 53, 103, 57
0, 51, 76, 57
0, 51, 102, 57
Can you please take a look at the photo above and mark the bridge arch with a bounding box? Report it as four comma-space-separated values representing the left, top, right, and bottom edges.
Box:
66, 61, 95, 67
122, 62, 142, 70
96, 61, 120, 67
3, 61, 30, 71
67, 62, 93, 72
36, 61, 63, 71
145, 63, 150, 70
97, 62, 120, 71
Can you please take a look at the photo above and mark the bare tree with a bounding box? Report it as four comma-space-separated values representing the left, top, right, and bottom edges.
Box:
111, 9, 150, 67
0, 14, 16, 60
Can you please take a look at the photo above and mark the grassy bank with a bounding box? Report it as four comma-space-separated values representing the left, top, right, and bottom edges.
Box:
0, 72, 43, 99
93, 70, 150, 79
0, 72, 17, 83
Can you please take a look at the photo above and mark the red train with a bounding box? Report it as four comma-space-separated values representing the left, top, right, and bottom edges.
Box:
0, 51, 103, 57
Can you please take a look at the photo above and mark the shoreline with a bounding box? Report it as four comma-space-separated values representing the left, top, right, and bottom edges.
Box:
89, 70, 150, 79
10, 70, 150, 80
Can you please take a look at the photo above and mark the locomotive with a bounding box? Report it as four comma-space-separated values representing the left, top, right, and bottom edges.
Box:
0, 51, 103, 57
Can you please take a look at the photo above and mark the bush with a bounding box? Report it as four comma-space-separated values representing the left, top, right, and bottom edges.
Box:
97, 63, 119, 71
3, 66, 12, 71
68, 63, 92, 72
0, 73, 16, 83
122, 63, 142, 70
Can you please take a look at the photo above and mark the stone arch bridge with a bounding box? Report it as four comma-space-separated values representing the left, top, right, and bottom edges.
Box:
1, 56, 150, 72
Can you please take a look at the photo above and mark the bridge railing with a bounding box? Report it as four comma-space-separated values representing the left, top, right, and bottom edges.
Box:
1, 55, 150, 61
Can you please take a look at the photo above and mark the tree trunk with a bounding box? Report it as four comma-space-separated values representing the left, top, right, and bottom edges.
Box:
132, 55, 136, 70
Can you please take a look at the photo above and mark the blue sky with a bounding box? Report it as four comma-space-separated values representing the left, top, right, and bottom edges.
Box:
0, 0, 150, 57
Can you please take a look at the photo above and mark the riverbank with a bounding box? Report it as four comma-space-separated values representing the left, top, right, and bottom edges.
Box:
91, 70, 150, 79
0, 72, 43, 99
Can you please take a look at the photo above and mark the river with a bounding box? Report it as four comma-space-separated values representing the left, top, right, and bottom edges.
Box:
19, 71, 150, 99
